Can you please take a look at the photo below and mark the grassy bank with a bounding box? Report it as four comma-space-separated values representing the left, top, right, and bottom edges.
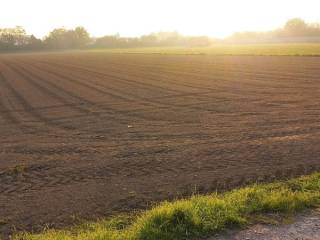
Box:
16, 172, 320, 240
88, 43, 320, 56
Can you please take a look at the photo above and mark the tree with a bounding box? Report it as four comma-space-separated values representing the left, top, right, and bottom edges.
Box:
0, 26, 29, 50
74, 27, 90, 47
44, 28, 69, 48
284, 18, 308, 36
44, 27, 90, 49
27, 35, 43, 49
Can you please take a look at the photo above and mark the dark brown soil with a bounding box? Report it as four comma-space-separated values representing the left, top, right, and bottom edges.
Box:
1, 52, 320, 238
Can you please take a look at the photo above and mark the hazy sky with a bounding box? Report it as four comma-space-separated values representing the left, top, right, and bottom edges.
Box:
2, 0, 320, 38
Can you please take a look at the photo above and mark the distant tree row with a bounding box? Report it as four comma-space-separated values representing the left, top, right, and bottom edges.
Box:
0, 27, 211, 51
45, 27, 91, 49
94, 32, 211, 48
0, 26, 42, 51
0, 26, 91, 51
1, 18, 320, 51
227, 18, 320, 43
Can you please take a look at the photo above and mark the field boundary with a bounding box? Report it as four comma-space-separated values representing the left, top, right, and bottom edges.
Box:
2, 43, 320, 56
16, 172, 320, 240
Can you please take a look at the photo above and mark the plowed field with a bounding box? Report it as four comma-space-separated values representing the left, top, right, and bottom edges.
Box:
1, 52, 320, 237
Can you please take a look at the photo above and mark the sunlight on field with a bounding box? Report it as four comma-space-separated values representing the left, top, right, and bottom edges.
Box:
89, 43, 320, 56
2, 0, 320, 239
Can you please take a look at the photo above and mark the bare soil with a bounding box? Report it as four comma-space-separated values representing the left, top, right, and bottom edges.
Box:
1, 52, 320, 238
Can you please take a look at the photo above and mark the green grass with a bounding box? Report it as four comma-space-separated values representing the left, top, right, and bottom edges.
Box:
87, 43, 320, 56
15, 172, 320, 240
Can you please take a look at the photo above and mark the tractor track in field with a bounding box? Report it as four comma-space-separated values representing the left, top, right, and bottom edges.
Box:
0, 72, 27, 129
23, 61, 188, 123
0, 68, 48, 133
34, 61, 236, 114
6, 61, 132, 127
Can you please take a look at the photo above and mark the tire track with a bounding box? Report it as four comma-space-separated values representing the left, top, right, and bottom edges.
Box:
30, 61, 184, 105
40, 57, 249, 91
35, 60, 212, 106
33, 61, 209, 101
0, 165, 104, 195
32, 61, 229, 115
22, 61, 189, 122
38, 58, 281, 109
27, 62, 134, 103
40, 59, 218, 93
0, 157, 179, 196
8, 62, 94, 108
0, 68, 56, 133
39, 55, 320, 87
0, 71, 25, 128
8, 62, 94, 117
1, 153, 319, 197
3, 62, 90, 131
75, 56, 319, 92
15, 61, 178, 123
37, 60, 186, 93
8, 61, 152, 124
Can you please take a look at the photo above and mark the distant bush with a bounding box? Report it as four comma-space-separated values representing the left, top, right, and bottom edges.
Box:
227, 18, 320, 43
93, 32, 211, 48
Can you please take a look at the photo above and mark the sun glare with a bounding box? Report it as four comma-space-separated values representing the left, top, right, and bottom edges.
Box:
1, 0, 320, 38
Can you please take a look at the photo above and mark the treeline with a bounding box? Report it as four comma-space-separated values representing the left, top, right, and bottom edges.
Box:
95, 32, 211, 48
227, 18, 320, 43
0, 27, 211, 52
0, 26, 90, 51
1, 18, 320, 52
0, 26, 42, 51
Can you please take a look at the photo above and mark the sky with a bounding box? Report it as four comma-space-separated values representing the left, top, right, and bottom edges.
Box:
1, 0, 320, 38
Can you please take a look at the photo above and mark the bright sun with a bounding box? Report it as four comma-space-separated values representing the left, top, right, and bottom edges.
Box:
1, 0, 320, 38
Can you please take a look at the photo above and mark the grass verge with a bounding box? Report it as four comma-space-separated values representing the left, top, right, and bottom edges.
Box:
16, 172, 320, 240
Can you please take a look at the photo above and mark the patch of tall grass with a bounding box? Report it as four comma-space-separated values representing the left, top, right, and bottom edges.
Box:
16, 172, 320, 240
